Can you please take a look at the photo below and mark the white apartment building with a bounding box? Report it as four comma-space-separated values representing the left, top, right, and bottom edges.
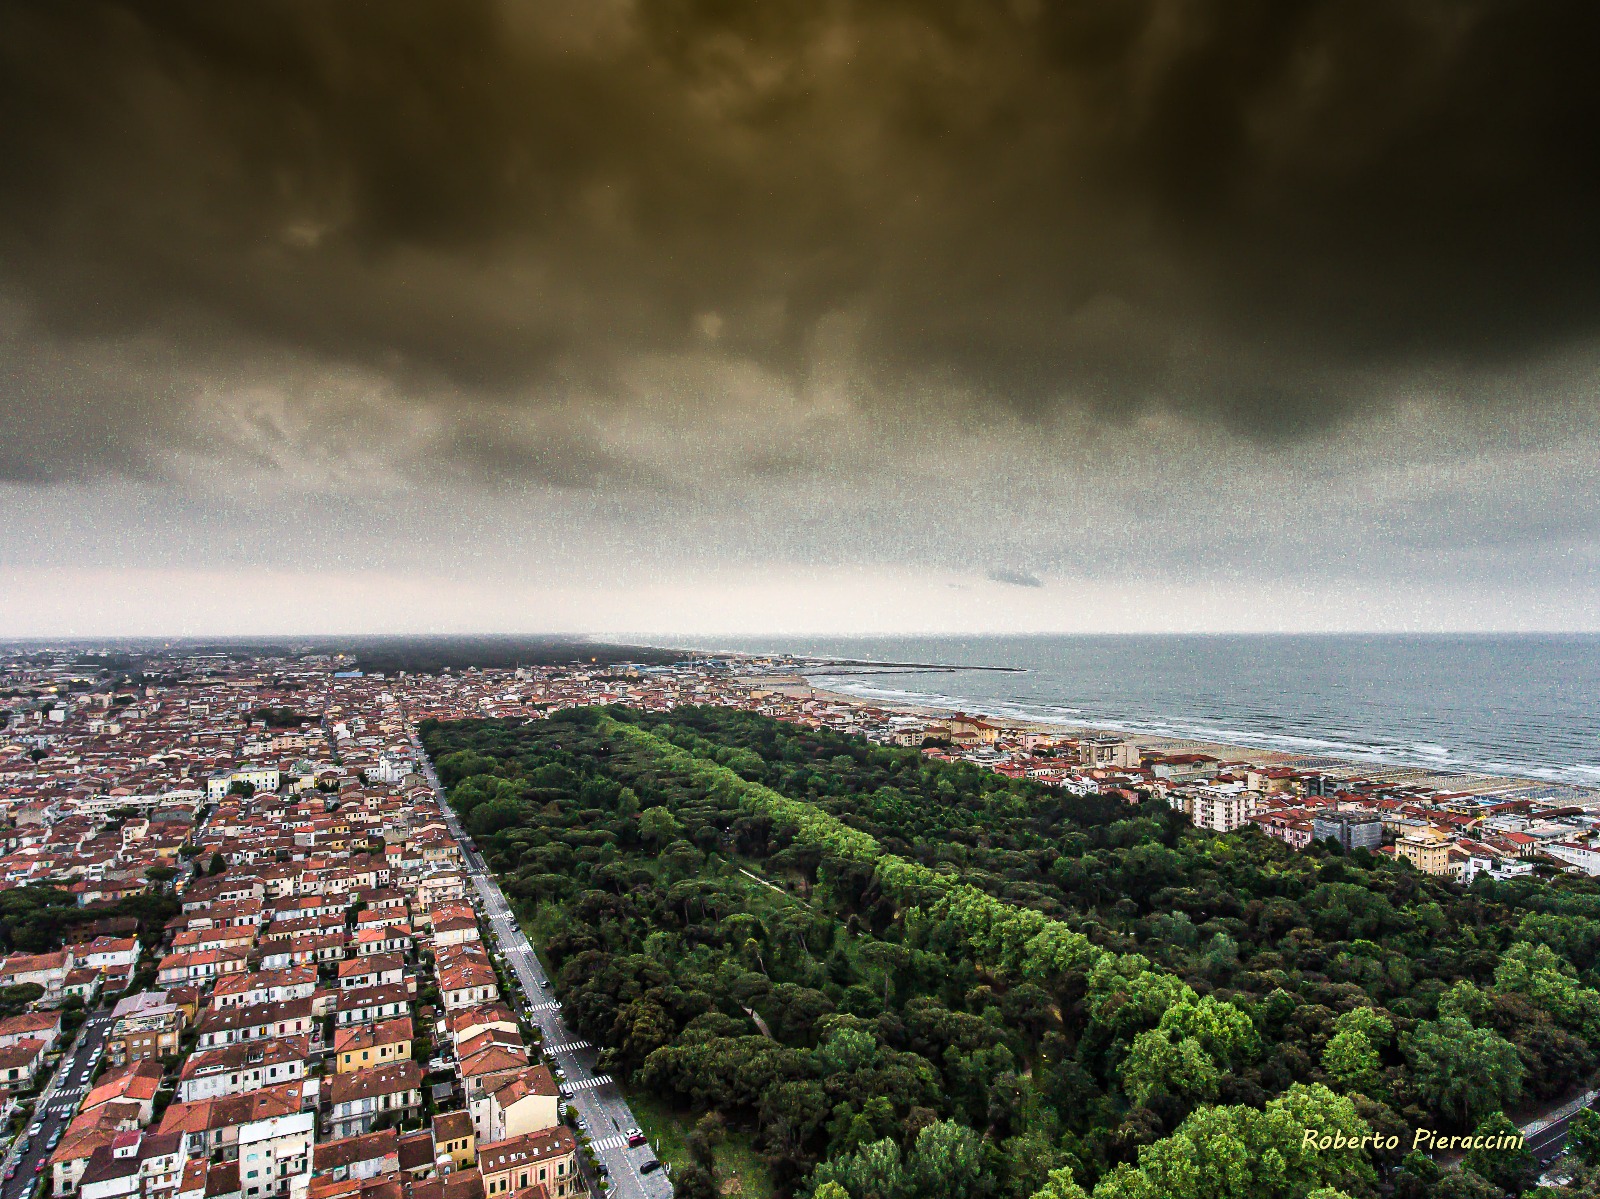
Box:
237, 1112, 313, 1199
1181, 784, 1261, 833
1543, 841, 1600, 877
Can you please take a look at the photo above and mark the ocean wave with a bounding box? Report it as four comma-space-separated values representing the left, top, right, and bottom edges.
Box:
806, 671, 1597, 787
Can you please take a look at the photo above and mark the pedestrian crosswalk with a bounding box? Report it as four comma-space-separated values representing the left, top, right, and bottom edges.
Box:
543, 1039, 591, 1055
590, 1135, 627, 1151
565, 1074, 613, 1092
529, 1002, 560, 1012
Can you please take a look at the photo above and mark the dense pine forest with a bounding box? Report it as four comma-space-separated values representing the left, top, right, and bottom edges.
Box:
421, 707, 1600, 1199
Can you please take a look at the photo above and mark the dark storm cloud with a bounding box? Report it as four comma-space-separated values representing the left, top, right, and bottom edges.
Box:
2, 0, 1599, 477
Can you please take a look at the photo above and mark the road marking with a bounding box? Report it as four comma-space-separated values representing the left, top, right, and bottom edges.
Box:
566, 1075, 613, 1092
591, 1135, 628, 1151
420, 746, 662, 1199
529, 1002, 560, 1012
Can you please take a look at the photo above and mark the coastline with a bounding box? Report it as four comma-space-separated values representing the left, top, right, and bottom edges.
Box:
760, 669, 1600, 807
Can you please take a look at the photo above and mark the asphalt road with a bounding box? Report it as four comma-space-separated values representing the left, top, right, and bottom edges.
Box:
1528, 1102, 1591, 1167
413, 738, 675, 1199
2, 1010, 117, 1199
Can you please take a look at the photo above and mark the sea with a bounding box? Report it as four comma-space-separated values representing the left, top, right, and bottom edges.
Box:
665, 634, 1600, 790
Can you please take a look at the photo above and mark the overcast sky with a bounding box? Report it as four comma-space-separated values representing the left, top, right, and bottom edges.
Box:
3, 0, 1599, 636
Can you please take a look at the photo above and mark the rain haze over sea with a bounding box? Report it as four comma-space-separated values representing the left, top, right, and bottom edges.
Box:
669, 635, 1600, 788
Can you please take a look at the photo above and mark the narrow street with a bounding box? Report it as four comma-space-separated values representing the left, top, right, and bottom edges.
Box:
412, 737, 675, 1199
1, 1010, 117, 1199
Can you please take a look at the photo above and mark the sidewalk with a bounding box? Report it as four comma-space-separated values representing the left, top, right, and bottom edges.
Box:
1524, 1089, 1598, 1138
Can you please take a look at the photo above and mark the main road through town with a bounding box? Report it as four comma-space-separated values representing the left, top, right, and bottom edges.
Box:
1, 1009, 117, 1199
411, 734, 674, 1199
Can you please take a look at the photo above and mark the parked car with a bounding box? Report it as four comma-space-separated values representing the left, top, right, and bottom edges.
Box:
626, 1132, 647, 1148
6, 1163, 18, 1180
47, 1130, 61, 1149
640, 1161, 662, 1174
27, 1122, 42, 1136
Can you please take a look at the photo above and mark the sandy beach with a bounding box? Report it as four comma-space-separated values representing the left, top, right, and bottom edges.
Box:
743, 671, 1600, 806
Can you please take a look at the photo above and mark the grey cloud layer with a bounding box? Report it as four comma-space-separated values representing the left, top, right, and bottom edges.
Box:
4, 0, 1600, 486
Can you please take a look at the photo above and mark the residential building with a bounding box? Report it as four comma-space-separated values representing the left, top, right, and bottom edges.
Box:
476, 1128, 580, 1199
0, 1038, 47, 1090
176, 1040, 310, 1103
430, 1113, 474, 1175
108, 1011, 183, 1068
1311, 812, 1385, 852
332, 1019, 412, 1075
311, 1130, 398, 1183
472, 1067, 558, 1147
1397, 833, 1454, 876
0, 1010, 62, 1052
77, 1130, 188, 1199
0, 949, 75, 1003
327, 1063, 422, 1140
237, 1112, 313, 1199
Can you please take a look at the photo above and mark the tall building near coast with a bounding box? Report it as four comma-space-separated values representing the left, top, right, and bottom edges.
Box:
1311, 812, 1385, 852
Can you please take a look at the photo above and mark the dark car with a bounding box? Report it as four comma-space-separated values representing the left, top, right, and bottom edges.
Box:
640, 1161, 662, 1174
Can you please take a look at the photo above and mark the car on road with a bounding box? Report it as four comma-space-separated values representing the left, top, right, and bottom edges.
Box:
640, 1161, 661, 1174
626, 1130, 647, 1148
46, 1132, 61, 1150
33, 1159, 45, 1173
6, 1163, 18, 1180
27, 1124, 41, 1137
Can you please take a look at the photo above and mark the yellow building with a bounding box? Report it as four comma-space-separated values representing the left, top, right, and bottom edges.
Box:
333, 1016, 413, 1074
947, 715, 1000, 745
1397, 834, 1453, 876
432, 1111, 476, 1173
